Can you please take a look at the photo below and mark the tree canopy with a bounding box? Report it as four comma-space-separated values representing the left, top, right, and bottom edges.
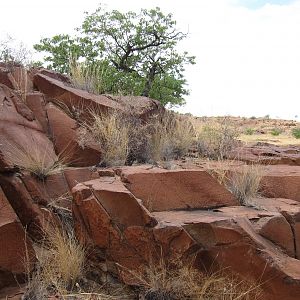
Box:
34, 7, 195, 106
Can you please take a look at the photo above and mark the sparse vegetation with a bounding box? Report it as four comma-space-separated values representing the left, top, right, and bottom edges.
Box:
149, 112, 195, 162
78, 109, 196, 166
5, 141, 66, 180
125, 258, 261, 300
78, 110, 130, 166
25, 228, 86, 299
227, 164, 263, 206
292, 127, 300, 139
196, 118, 239, 160
245, 128, 255, 135
0, 35, 32, 66
270, 128, 282, 136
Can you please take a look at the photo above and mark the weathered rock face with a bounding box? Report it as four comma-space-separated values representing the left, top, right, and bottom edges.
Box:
0, 187, 35, 289
71, 167, 300, 300
0, 84, 57, 172
117, 166, 238, 211
33, 73, 122, 120
46, 103, 102, 167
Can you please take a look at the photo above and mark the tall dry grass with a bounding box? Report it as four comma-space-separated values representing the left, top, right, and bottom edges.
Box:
25, 228, 85, 299
123, 258, 262, 300
78, 110, 129, 166
78, 109, 196, 166
149, 112, 196, 162
69, 59, 110, 95
4, 141, 66, 180
195, 117, 239, 160
227, 164, 263, 206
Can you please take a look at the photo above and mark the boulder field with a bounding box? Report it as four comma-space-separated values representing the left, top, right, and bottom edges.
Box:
0, 64, 300, 299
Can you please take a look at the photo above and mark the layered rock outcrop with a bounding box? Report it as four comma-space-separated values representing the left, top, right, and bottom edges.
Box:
0, 64, 300, 299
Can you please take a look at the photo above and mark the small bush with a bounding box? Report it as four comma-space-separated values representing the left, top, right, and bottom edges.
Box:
245, 128, 255, 135
270, 128, 282, 136
227, 164, 263, 206
292, 127, 300, 139
196, 118, 239, 160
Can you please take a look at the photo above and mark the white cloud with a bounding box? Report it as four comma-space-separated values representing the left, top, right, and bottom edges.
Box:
0, 0, 299, 119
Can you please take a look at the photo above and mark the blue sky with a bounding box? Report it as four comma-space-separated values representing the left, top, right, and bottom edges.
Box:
238, 0, 295, 9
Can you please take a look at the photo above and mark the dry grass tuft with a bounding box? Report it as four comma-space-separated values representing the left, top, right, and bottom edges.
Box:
227, 164, 263, 206
25, 228, 86, 299
78, 110, 129, 166
5, 141, 66, 180
69, 60, 109, 95
78, 109, 196, 166
125, 258, 262, 300
150, 112, 196, 162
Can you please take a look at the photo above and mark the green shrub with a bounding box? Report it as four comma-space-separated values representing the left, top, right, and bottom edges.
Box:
292, 127, 300, 139
270, 128, 282, 136
245, 128, 255, 135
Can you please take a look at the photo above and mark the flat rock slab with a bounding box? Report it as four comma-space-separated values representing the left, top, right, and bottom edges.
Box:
230, 145, 300, 165
117, 166, 238, 211
260, 165, 300, 201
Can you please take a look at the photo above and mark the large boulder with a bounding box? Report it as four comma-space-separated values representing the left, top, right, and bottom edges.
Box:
154, 207, 300, 300
0, 174, 58, 239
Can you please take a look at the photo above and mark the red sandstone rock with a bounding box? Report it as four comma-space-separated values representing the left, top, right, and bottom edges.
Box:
0, 174, 57, 239
73, 177, 155, 229
0, 84, 57, 172
33, 73, 121, 121
260, 165, 300, 201
35, 68, 72, 84
64, 167, 100, 189
0, 65, 33, 93
25, 92, 48, 132
154, 208, 300, 300
230, 145, 300, 165
21, 172, 71, 209
117, 166, 238, 211
46, 103, 102, 167
0, 187, 35, 289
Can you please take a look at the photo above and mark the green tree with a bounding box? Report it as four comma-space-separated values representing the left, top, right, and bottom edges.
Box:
34, 7, 195, 106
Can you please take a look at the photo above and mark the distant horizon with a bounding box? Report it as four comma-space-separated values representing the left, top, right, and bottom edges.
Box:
1, 0, 299, 120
